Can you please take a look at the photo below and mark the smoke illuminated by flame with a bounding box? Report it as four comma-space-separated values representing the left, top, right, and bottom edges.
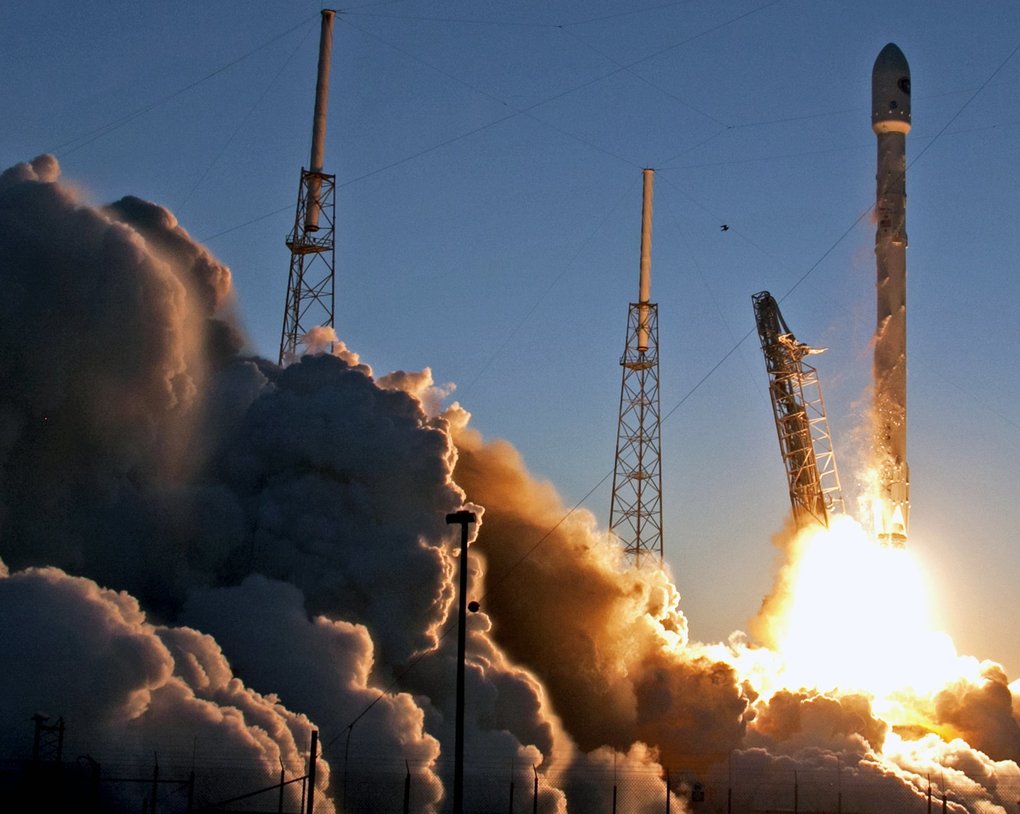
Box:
750, 515, 981, 718
6, 156, 1020, 811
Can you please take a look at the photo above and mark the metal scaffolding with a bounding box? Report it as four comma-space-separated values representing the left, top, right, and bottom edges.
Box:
279, 169, 336, 365
610, 301, 663, 565
752, 291, 844, 529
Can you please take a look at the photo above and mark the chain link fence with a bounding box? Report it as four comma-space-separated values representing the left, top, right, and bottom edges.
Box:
5, 744, 1020, 813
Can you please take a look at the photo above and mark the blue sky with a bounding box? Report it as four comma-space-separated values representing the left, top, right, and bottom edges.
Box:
5, 0, 1020, 674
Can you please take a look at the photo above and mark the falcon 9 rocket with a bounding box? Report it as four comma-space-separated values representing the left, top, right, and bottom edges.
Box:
871, 43, 911, 546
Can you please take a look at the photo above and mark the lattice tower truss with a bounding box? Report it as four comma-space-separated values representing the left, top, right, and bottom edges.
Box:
610, 302, 663, 564
752, 291, 844, 528
279, 172, 336, 365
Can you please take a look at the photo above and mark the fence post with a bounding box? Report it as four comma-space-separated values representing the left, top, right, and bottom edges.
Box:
837, 756, 842, 814
151, 754, 160, 814
279, 759, 286, 813
404, 760, 411, 814
305, 731, 318, 814
728, 751, 734, 814
90, 756, 102, 814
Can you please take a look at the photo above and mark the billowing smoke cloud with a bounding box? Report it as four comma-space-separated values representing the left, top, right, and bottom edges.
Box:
0, 157, 568, 811
0, 155, 227, 606
180, 574, 446, 812
0, 561, 331, 813
199, 353, 466, 669
748, 689, 887, 753
933, 664, 1020, 763
4, 155, 1020, 813
450, 417, 749, 773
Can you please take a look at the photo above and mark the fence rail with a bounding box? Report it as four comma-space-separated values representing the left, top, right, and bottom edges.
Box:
4, 751, 1019, 813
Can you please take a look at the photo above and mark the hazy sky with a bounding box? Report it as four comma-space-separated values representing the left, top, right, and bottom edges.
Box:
5, 0, 1020, 675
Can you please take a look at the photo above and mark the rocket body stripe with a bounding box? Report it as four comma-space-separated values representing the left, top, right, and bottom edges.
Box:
871, 43, 911, 545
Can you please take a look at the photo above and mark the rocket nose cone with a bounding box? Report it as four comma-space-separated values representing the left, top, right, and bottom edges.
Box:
874, 43, 909, 77
872, 43, 911, 133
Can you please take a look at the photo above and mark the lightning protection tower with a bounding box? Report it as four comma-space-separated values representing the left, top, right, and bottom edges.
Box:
609, 169, 663, 565
752, 291, 844, 528
279, 9, 337, 366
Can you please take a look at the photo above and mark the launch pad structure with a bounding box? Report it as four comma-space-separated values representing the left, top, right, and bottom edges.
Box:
279, 10, 338, 367
752, 291, 844, 529
610, 169, 664, 565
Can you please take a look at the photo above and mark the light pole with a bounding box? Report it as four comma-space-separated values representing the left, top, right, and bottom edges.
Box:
446, 509, 477, 814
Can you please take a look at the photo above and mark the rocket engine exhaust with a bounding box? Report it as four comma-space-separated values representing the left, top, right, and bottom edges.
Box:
871, 43, 911, 546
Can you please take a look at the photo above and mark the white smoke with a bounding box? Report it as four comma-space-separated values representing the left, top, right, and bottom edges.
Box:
0, 156, 572, 811
3, 155, 1020, 813
0, 561, 331, 812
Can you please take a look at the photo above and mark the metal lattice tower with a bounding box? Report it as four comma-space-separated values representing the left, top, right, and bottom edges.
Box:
31, 714, 64, 764
752, 291, 844, 528
609, 170, 663, 565
279, 10, 337, 367
280, 171, 336, 365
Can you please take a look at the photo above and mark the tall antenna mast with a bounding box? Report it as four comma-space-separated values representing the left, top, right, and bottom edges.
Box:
609, 169, 663, 566
279, 9, 337, 366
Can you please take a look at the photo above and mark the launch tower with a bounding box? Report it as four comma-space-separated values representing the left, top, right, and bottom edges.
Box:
609, 169, 663, 565
753, 291, 844, 529
279, 10, 337, 366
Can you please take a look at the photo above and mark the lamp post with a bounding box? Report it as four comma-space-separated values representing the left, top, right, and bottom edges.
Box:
446, 510, 477, 814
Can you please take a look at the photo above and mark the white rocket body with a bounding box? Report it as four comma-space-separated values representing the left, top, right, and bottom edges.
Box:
872, 43, 911, 546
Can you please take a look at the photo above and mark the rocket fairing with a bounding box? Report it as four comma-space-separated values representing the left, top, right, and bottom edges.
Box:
872, 43, 911, 546
872, 44, 911, 133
